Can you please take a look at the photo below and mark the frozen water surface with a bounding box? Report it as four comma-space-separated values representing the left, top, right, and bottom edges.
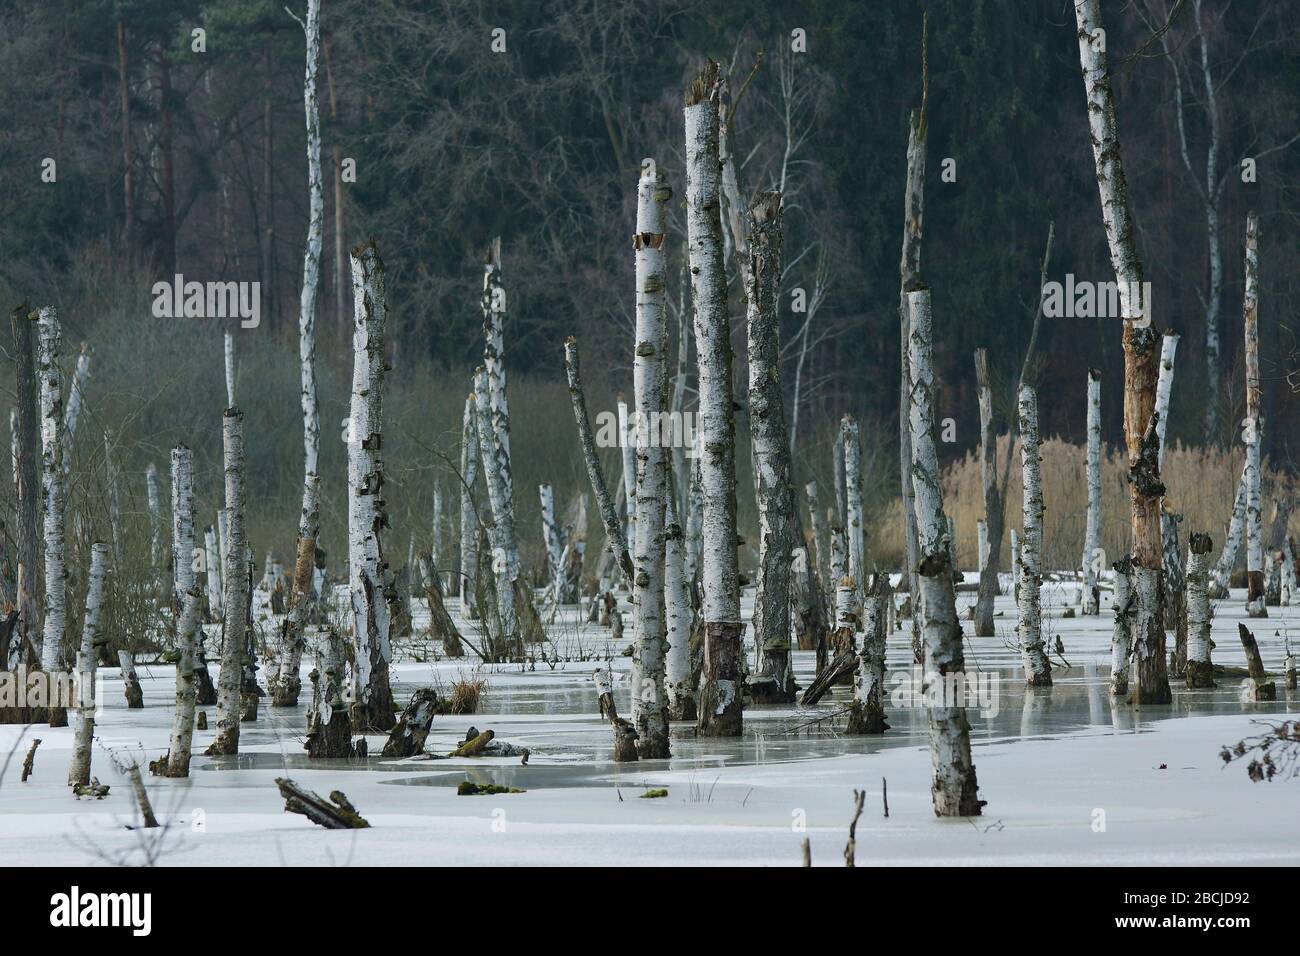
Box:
2, 579, 1298, 866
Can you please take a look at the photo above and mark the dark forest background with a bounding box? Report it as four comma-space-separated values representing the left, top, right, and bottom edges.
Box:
1, 0, 1297, 576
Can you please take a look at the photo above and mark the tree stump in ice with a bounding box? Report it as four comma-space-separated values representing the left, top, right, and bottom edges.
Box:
381, 688, 439, 757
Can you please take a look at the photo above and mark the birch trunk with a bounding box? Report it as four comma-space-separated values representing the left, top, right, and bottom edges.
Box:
474, 369, 519, 661
686, 61, 743, 737
745, 193, 797, 706
564, 339, 633, 588
347, 241, 396, 729
630, 163, 672, 754
272, 473, 318, 707
161, 584, 202, 777
1209, 464, 1247, 597
306, 626, 353, 758
145, 462, 162, 571
204, 526, 222, 617
1242, 211, 1265, 617
1082, 368, 1102, 614
1010, 528, 1020, 601
1110, 556, 1133, 696
68, 542, 108, 787
847, 573, 889, 735
64, 343, 90, 446
664, 499, 695, 721
1075, 0, 1169, 705
619, 398, 637, 554
459, 393, 480, 611
833, 428, 847, 529
104, 430, 122, 560
1185, 531, 1215, 688
841, 416, 865, 595
539, 483, 566, 603
171, 445, 196, 638
207, 408, 250, 755
806, 481, 827, 594
289, 0, 323, 703
432, 483, 445, 593
10, 308, 39, 675
1017, 386, 1052, 686
907, 287, 981, 816
973, 348, 1001, 635
224, 331, 235, 407
37, 307, 69, 726
899, 91, 926, 637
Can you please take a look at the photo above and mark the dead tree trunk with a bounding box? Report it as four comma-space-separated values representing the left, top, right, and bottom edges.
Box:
1209, 464, 1247, 598
161, 585, 202, 777
459, 393, 480, 612
381, 688, 438, 757
37, 307, 68, 727
664, 500, 695, 721
1081, 368, 1102, 615
1185, 532, 1216, 688
347, 240, 396, 730
630, 161, 671, 756
305, 626, 353, 757
68, 542, 108, 787
846, 573, 889, 735
145, 462, 163, 572
1074, 0, 1169, 706
11, 307, 40, 675
898, 24, 928, 637
273, 473, 318, 707
1110, 556, 1134, 697
119, 651, 143, 708
908, 286, 981, 816
1242, 212, 1266, 618
746, 192, 797, 707
973, 348, 1002, 635
1237, 623, 1275, 701
686, 61, 744, 737
1017, 386, 1052, 686
207, 408, 251, 755
841, 416, 865, 595
474, 369, 520, 661
564, 339, 634, 587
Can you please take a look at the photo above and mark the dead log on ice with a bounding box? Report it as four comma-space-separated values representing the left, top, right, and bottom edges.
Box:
21, 737, 40, 781
276, 777, 370, 828
1237, 624, 1276, 701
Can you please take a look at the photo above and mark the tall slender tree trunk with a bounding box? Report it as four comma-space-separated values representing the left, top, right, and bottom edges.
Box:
207, 408, 250, 755
686, 61, 743, 737
459, 393, 480, 612
1185, 532, 1215, 688
841, 416, 864, 594
1110, 556, 1134, 696
664, 499, 695, 721
973, 349, 1001, 635
321, 34, 348, 335
37, 308, 68, 727
631, 161, 671, 756
474, 370, 518, 661
68, 542, 108, 786
746, 192, 797, 706
346, 242, 395, 729
899, 21, 928, 628
1081, 368, 1102, 615
1242, 212, 1266, 618
847, 572, 889, 735
907, 286, 981, 816
10, 308, 40, 674
1017, 386, 1052, 686
1075, 0, 1169, 706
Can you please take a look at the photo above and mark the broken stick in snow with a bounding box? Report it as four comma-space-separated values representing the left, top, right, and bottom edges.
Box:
1237, 624, 1275, 701
21, 738, 40, 781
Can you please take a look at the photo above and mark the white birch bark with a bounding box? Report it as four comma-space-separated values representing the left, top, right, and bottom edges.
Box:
1210, 463, 1247, 596
619, 398, 637, 554
1154, 333, 1179, 467
631, 162, 671, 755
145, 462, 162, 571
432, 483, 444, 592
1082, 368, 1102, 614
64, 343, 90, 445
482, 238, 513, 472
1010, 528, 1021, 600
104, 430, 122, 558
347, 241, 395, 728
37, 308, 68, 725
171, 445, 195, 630
664, 497, 695, 721
686, 61, 742, 736
684, 450, 703, 592
746, 192, 797, 705
1017, 385, 1052, 686
1242, 211, 1265, 617
807, 481, 827, 589
273, 472, 318, 707
474, 369, 519, 660
224, 331, 235, 407
899, 99, 926, 637
841, 416, 864, 594
977, 518, 988, 580
848, 573, 889, 735
907, 287, 981, 816
539, 482, 565, 602
163, 584, 202, 776
973, 348, 1001, 634
459, 393, 480, 612
1185, 531, 1215, 687
207, 408, 250, 754
204, 525, 222, 617
1110, 558, 1134, 696
68, 541, 108, 787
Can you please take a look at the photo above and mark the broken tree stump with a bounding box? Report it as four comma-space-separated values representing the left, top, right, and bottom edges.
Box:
21, 738, 40, 781
381, 688, 439, 757
1237, 623, 1277, 701
119, 652, 144, 708
612, 717, 639, 763
276, 778, 370, 828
